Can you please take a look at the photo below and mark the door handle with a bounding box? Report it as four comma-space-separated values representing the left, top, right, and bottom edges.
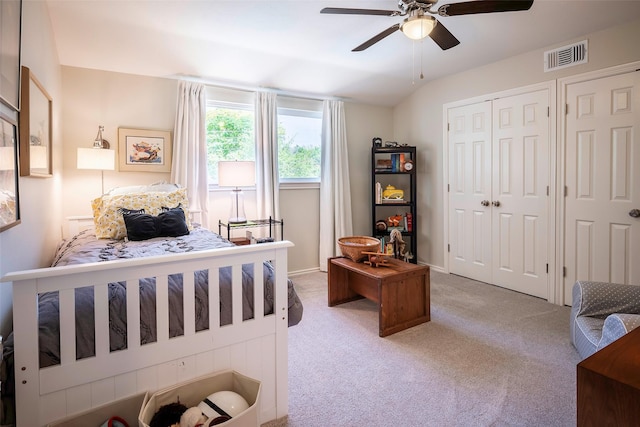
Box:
481, 200, 490, 207
492, 200, 501, 207
630, 209, 640, 218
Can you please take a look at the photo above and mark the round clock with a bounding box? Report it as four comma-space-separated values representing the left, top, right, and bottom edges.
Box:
403, 160, 414, 171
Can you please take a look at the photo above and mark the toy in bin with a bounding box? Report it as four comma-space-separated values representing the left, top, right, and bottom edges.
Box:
149, 391, 250, 427
199, 391, 250, 425
100, 416, 129, 427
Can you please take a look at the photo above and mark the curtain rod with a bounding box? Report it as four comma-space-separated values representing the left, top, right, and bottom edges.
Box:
169, 74, 349, 103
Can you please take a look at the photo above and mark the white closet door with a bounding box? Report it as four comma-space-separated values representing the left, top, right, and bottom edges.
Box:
564, 71, 640, 303
447, 90, 550, 299
448, 101, 493, 284
492, 90, 550, 299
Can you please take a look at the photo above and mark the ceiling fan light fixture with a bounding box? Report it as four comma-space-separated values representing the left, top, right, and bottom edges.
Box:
401, 14, 436, 40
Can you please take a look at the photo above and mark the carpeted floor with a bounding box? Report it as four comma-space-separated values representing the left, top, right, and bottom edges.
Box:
271, 269, 581, 427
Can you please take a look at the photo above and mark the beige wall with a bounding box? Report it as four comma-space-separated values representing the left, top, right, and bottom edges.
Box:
345, 103, 394, 237
393, 18, 640, 270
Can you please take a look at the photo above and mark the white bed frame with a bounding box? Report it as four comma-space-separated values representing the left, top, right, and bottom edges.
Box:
2, 217, 293, 426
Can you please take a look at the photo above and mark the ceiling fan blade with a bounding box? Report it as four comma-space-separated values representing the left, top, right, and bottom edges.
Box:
438, 0, 533, 17
429, 20, 460, 50
353, 24, 401, 52
321, 7, 398, 16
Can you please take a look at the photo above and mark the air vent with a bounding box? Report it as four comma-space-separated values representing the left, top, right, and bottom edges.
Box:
544, 40, 588, 72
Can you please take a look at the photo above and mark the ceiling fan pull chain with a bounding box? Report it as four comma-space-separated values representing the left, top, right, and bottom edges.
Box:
420, 39, 424, 80
412, 40, 417, 85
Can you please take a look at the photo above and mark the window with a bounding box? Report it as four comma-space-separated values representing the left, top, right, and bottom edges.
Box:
205, 95, 322, 185
277, 108, 321, 182
205, 101, 254, 185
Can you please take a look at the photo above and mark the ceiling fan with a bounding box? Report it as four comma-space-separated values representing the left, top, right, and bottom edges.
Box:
321, 0, 534, 52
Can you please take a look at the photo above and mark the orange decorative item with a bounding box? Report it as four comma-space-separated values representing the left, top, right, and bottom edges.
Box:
387, 214, 403, 227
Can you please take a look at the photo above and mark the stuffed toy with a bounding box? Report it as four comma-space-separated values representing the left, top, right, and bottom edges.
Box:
386, 214, 403, 227
180, 407, 208, 427
149, 402, 187, 427
389, 228, 407, 260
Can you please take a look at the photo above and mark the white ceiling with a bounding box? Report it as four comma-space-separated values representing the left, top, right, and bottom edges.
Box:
45, 0, 640, 106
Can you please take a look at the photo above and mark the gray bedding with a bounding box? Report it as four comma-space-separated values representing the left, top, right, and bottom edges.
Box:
7, 227, 303, 369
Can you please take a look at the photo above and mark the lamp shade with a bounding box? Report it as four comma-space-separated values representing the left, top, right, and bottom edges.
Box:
77, 147, 115, 170
402, 15, 435, 40
218, 161, 256, 187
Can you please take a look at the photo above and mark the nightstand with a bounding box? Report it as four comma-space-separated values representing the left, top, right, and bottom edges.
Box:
218, 217, 284, 244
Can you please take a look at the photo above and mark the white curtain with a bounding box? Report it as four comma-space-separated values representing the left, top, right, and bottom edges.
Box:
255, 91, 280, 220
171, 81, 209, 227
319, 100, 353, 271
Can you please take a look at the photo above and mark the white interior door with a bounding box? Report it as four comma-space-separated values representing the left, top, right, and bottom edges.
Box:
492, 91, 550, 299
448, 90, 550, 299
564, 71, 640, 303
448, 101, 493, 284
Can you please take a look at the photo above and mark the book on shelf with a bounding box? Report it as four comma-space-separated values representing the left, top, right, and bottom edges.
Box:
405, 212, 413, 232
388, 153, 407, 172
376, 159, 392, 171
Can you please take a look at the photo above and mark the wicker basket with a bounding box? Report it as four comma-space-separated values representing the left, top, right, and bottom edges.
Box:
338, 236, 381, 262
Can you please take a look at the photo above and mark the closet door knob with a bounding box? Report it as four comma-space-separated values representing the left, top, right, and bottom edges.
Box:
630, 209, 640, 218
492, 200, 501, 207
481, 200, 490, 207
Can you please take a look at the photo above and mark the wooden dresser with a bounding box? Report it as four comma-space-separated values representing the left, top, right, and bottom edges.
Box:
577, 326, 640, 426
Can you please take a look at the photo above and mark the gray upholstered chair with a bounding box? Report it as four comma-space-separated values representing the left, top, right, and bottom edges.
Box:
570, 281, 640, 359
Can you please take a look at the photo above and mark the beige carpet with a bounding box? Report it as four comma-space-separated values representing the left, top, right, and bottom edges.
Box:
268, 269, 580, 427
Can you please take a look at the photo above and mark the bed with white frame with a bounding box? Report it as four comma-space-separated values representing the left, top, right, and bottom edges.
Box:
2, 215, 296, 426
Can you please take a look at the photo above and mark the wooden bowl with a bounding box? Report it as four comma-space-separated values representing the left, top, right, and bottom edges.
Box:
338, 236, 381, 262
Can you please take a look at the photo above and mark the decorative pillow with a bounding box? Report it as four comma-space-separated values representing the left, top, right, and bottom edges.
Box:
92, 188, 191, 239
122, 206, 189, 241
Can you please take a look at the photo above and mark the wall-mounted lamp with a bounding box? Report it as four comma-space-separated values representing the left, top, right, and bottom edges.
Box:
77, 125, 115, 194
218, 160, 256, 224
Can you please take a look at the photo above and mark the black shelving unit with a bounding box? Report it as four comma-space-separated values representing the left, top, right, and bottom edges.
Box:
371, 146, 417, 263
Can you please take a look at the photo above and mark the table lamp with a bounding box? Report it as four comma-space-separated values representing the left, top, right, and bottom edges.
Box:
77, 125, 115, 194
218, 160, 255, 224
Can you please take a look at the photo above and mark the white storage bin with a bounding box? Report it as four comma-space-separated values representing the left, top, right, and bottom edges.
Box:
48, 392, 148, 427
139, 370, 261, 427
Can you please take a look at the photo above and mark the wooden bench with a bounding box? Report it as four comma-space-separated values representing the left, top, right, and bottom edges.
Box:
328, 256, 430, 337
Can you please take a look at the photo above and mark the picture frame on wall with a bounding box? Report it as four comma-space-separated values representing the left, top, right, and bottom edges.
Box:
0, 112, 21, 232
19, 66, 53, 177
118, 127, 173, 173
0, 0, 22, 111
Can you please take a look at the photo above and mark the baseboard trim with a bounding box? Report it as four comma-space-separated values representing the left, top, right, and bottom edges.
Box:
288, 267, 322, 276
